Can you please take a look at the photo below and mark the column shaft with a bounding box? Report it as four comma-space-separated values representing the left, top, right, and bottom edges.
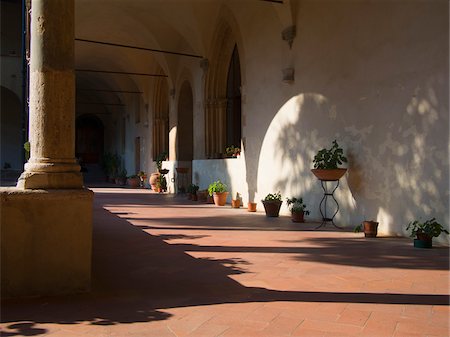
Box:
18, 0, 82, 189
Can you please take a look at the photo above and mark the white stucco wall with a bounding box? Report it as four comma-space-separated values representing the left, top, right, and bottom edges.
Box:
190, 0, 449, 243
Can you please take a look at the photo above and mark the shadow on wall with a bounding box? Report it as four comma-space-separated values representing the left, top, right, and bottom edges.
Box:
254, 79, 449, 242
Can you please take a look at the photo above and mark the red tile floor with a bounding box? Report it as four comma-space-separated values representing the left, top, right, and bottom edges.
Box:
1, 187, 449, 337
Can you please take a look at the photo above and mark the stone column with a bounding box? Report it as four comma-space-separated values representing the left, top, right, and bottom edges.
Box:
17, 0, 82, 189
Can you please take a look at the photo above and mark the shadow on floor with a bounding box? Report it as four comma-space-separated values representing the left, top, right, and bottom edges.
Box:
2, 193, 449, 336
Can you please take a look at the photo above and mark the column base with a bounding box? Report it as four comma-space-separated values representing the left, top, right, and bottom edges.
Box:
1, 187, 93, 298
17, 171, 84, 189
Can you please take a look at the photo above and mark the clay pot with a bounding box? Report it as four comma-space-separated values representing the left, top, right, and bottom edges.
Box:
363, 220, 379, 238
149, 172, 160, 191
213, 192, 228, 206
311, 168, 347, 181
127, 177, 140, 188
231, 199, 241, 208
291, 211, 305, 223
197, 190, 208, 203
191, 193, 198, 201
262, 200, 282, 217
248, 202, 257, 212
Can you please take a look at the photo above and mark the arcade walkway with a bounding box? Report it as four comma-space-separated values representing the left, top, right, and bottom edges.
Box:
1, 187, 449, 337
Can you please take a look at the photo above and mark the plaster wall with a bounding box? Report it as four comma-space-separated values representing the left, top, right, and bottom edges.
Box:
191, 0, 449, 243
1, 188, 93, 297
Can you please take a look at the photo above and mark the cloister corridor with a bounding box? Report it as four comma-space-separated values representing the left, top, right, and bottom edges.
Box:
1, 185, 449, 337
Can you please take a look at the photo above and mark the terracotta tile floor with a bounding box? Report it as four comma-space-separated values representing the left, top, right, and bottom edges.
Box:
2, 187, 449, 337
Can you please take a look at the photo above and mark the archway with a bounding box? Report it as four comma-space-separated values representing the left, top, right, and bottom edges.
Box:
75, 114, 104, 164
1, 86, 23, 170
177, 81, 193, 161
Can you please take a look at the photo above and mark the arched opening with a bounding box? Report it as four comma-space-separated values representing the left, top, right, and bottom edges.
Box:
204, 20, 241, 159
226, 45, 241, 149
177, 81, 194, 161
1, 86, 23, 170
75, 114, 104, 164
152, 76, 169, 160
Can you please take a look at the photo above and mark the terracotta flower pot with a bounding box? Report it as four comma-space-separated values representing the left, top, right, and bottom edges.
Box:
127, 177, 140, 188
311, 168, 347, 181
248, 202, 257, 212
213, 192, 228, 206
197, 190, 208, 203
291, 211, 305, 223
262, 200, 282, 217
363, 220, 379, 238
191, 193, 198, 201
231, 199, 241, 208
149, 172, 160, 191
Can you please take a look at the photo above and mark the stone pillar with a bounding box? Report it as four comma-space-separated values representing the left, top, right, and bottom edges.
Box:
17, 0, 82, 189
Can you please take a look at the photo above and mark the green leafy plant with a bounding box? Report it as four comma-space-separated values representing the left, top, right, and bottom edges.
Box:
225, 145, 241, 157
155, 151, 168, 172
263, 192, 282, 202
187, 183, 199, 194
208, 180, 228, 196
138, 171, 146, 177
406, 218, 449, 239
24, 141, 30, 161
286, 197, 310, 215
313, 140, 347, 169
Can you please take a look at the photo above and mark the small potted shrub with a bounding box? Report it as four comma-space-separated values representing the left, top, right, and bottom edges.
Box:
138, 171, 147, 187
231, 192, 241, 208
127, 174, 140, 188
208, 180, 228, 206
188, 184, 199, 201
262, 192, 283, 217
311, 140, 348, 181
115, 168, 127, 186
286, 197, 310, 223
225, 145, 241, 158
406, 218, 449, 248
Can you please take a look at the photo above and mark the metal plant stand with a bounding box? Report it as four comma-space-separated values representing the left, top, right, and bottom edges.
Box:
316, 179, 343, 229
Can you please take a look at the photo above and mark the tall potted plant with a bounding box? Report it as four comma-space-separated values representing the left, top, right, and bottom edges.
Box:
286, 197, 310, 223
311, 140, 348, 181
150, 152, 168, 191
406, 218, 449, 248
262, 192, 283, 217
208, 180, 228, 206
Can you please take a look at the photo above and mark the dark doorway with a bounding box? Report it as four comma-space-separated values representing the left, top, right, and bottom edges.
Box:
226, 45, 241, 148
76, 114, 104, 164
177, 81, 193, 161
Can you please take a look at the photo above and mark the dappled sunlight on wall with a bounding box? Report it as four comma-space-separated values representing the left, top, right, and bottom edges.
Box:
256, 93, 357, 220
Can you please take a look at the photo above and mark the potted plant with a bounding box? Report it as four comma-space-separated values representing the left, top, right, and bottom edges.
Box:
311, 140, 348, 181
150, 152, 168, 191
354, 220, 379, 238
208, 180, 228, 206
115, 168, 127, 186
248, 202, 257, 212
137, 171, 147, 187
127, 174, 140, 188
225, 145, 241, 158
262, 192, 283, 217
286, 197, 310, 223
197, 189, 208, 203
187, 184, 199, 201
406, 218, 449, 248
231, 192, 241, 208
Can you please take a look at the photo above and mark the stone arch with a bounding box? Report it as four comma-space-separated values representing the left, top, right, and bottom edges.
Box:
204, 8, 245, 158
75, 114, 104, 164
1, 86, 23, 170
